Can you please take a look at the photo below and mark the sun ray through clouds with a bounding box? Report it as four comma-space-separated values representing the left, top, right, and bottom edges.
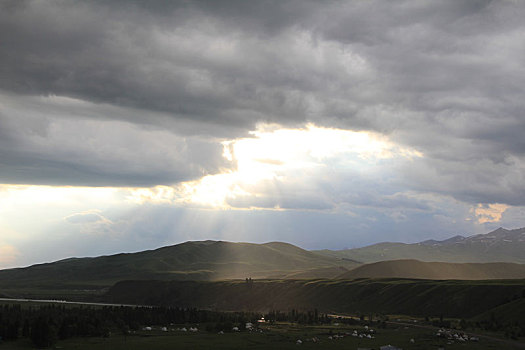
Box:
126, 124, 423, 209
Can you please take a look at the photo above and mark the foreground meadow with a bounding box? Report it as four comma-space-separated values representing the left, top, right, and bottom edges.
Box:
1, 320, 523, 350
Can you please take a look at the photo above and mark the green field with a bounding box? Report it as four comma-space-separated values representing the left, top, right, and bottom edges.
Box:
1, 297, 523, 349
0, 321, 522, 350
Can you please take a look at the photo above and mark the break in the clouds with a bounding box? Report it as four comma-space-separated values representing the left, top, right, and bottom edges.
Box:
1, 0, 525, 267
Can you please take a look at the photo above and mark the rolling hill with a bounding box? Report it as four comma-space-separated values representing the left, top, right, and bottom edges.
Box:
0, 240, 358, 289
1, 227, 524, 294
336, 259, 525, 280
314, 227, 525, 264
103, 278, 525, 320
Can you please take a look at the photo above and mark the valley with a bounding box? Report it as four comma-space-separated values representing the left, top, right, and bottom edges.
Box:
0, 227, 524, 348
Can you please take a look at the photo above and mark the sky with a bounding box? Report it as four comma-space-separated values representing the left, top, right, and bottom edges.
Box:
1, 0, 525, 268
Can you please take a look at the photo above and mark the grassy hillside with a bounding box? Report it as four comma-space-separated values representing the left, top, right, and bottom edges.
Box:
103, 278, 525, 319
0, 241, 358, 289
336, 259, 525, 280
471, 297, 525, 325
283, 266, 350, 279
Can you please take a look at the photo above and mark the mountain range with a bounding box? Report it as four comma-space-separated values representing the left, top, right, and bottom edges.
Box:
314, 227, 525, 264
0, 227, 524, 294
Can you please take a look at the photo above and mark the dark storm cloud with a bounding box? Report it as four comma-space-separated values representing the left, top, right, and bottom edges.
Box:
0, 0, 321, 129
2, 0, 523, 131
1, 0, 525, 206
0, 95, 230, 186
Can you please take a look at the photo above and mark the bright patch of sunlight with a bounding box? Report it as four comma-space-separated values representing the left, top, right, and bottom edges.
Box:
0, 243, 19, 268
127, 124, 423, 208
0, 185, 118, 207
0, 185, 121, 234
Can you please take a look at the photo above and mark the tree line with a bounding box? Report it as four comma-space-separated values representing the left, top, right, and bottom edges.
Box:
0, 303, 331, 347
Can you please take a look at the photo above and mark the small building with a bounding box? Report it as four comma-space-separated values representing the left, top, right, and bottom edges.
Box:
380, 345, 403, 350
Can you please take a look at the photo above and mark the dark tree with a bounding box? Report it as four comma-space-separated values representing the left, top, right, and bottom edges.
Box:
31, 316, 58, 348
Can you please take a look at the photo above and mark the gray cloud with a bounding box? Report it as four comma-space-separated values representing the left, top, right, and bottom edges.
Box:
0, 95, 231, 186
1, 0, 525, 208
0, 0, 317, 128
